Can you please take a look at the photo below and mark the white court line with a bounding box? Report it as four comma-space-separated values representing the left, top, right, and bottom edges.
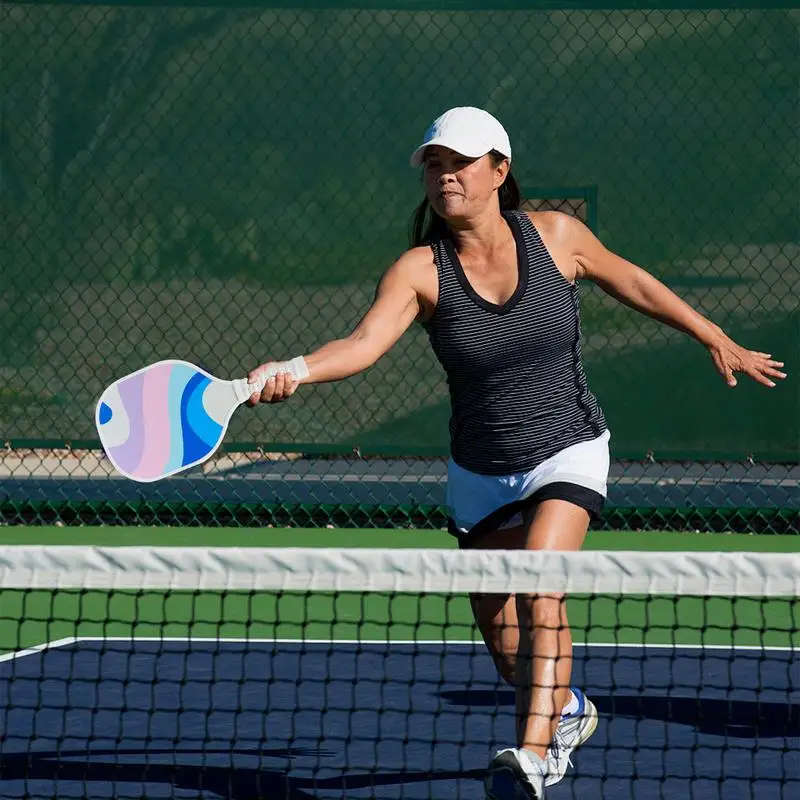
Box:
1, 636, 794, 664
0, 637, 78, 664
56, 636, 800, 652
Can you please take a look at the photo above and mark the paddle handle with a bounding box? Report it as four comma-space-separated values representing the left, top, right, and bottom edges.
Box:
232, 357, 310, 403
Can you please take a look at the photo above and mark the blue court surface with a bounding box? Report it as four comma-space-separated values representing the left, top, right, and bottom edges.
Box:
1, 641, 797, 799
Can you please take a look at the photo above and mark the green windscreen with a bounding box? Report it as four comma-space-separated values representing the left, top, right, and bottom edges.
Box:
2, 0, 797, 462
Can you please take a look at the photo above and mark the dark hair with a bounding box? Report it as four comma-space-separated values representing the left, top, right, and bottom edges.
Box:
408, 150, 522, 247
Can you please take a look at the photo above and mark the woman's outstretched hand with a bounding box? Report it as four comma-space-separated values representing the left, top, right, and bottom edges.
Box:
707, 335, 787, 388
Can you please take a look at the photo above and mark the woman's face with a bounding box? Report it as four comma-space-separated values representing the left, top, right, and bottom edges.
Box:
423, 146, 509, 222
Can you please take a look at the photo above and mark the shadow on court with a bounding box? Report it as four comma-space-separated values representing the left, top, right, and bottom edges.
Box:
0, 748, 485, 800
439, 690, 799, 738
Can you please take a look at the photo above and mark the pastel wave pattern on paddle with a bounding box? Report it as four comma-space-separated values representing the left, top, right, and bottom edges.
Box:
98, 362, 223, 480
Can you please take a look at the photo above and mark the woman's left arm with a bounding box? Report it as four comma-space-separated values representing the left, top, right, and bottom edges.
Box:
566, 216, 787, 388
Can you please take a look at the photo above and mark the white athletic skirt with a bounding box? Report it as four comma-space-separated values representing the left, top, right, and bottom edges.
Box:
447, 429, 611, 542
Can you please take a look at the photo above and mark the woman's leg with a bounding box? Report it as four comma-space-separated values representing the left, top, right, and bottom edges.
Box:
468, 524, 527, 687
468, 500, 589, 750
515, 499, 590, 757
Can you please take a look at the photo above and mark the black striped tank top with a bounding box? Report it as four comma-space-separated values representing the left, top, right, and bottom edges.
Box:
422, 210, 607, 475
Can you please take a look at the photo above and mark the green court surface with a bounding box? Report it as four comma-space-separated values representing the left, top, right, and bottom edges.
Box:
1, 528, 798, 551
1, 530, 797, 658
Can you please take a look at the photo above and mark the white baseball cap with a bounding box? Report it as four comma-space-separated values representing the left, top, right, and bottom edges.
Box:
409, 106, 512, 168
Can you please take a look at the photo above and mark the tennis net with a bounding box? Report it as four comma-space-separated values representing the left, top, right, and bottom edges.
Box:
1, 546, 797, 799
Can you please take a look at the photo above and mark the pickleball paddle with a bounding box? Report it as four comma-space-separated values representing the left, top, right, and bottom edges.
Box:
95, 359, 307, 482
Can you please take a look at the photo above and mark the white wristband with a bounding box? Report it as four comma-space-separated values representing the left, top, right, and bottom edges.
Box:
238, 356, 310, 401
282, 356, 310, 381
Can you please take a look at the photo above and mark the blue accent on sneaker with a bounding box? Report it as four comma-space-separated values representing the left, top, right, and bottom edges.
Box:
562, 687, 586, 719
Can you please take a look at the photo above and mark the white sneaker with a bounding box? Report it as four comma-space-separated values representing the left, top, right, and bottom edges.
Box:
544, 688, 599, 786
485, 747, 546, 799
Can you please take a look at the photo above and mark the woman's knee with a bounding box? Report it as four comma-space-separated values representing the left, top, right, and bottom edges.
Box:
487, 647, 516, 685
485, 617, 519, 669
518, 593, 567, 630
471, 593, 519, 684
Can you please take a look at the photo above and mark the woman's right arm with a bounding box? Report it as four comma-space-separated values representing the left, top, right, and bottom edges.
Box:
247, 249, 427, 405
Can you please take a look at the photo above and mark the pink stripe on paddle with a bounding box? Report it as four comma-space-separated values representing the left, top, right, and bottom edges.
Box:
134, 363, 175, 480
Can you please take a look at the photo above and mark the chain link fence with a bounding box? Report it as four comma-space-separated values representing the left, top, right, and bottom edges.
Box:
2, 1, 797, 531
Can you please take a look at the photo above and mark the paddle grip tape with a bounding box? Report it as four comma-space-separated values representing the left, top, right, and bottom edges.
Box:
247, 356, 310, 395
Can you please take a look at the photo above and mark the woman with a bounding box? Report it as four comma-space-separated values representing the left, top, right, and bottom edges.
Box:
246, 106, 785, 799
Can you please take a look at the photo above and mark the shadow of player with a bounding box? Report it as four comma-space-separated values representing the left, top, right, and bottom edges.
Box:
0, 747, 485, 800
439, 689, 799, 738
